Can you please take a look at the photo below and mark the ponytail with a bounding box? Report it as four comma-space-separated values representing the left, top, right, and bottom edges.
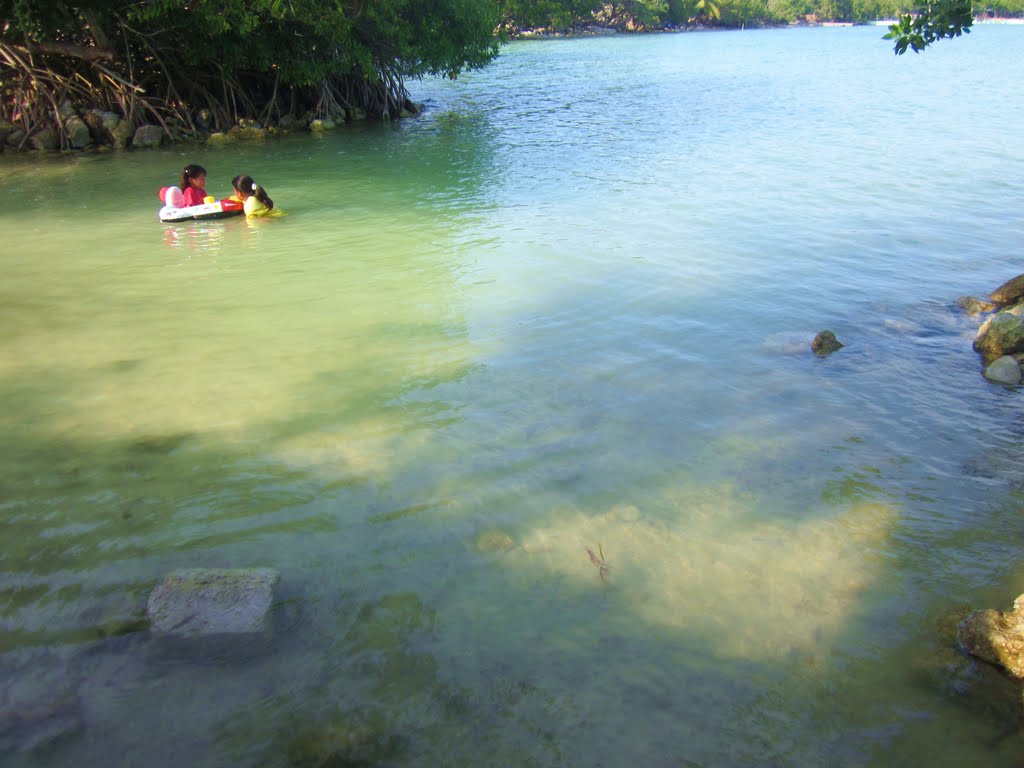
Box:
253, 183, 274, 210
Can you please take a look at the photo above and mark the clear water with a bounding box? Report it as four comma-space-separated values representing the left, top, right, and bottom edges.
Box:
3, 24, 1024, 767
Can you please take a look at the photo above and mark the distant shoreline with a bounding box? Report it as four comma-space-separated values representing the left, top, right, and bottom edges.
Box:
509, 15, 1024, 39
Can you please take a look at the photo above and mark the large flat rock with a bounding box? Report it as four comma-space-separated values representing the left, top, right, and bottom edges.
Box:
147, 567, 280, 638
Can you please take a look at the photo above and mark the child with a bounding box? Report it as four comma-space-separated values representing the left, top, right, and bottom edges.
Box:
231, 175, 277, 217
180, 164, 207, 206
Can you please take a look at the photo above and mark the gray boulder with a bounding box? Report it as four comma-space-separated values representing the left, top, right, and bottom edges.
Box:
111, 120, 132, 149
147, 567, 280, 638
29, 129, 57, 151
983, 355, 1021, 385
132, 124, 164, 148
990, 274, 1024, 306
974, 312, 1024, 359
84, 110, 122, 144
5, 127, 25, 149
65, 116, 92, 149
958, 594, 1024, 678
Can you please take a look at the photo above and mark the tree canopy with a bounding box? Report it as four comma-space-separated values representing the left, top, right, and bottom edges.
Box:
1, 0, 500, 141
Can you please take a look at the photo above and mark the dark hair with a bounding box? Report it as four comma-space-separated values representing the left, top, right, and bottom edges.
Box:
180, 164, 206, 190
231, 174, 274, 210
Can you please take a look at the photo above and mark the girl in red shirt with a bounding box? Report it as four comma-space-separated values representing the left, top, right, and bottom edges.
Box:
180, 164, 207, 206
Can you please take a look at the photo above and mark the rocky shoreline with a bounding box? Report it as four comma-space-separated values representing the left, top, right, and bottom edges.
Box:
0, 99, 423, 156
960, 273, 1024, 384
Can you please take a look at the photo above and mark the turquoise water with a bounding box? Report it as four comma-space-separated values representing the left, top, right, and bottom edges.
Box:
3, 24, 1024, 766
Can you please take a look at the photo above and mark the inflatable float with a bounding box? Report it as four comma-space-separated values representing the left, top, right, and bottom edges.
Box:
158, 185, 244, 223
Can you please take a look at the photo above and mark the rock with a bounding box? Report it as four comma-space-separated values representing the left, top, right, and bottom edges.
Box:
1001, 300, 1024, 317
287, 718, 381, 768
990, 274, 1024, 306
958, 594, 1024, 678
475, 529, 515, 553
65, 116, 92, 148
29, 129, 58, 151
957, 296, 998, 316
349, 108, 367, 122
278, 114, 298, 130
238, 126, 266, 141
309, 118, 336, 132
111, 120, 132, 149
973, 312, 1024, 359
57, 100, 76, 119
132, 124, 164, 148
0, 120, 11, 145
147, 567, 280, 638
811, 330, 844, 355
983, 355, 1022, 384
206, 131, 238, 146
5, 127, 25, 148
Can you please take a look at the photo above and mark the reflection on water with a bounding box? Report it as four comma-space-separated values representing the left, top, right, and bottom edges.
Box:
3, 25, 1024, 768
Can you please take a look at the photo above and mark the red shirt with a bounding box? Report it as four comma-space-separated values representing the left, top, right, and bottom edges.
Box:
182, 186, 206, 206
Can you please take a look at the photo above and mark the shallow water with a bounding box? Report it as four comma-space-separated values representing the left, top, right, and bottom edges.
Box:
3, 24, 1024, 767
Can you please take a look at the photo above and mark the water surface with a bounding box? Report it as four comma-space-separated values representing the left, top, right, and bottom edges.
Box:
3, 24, 1024, 767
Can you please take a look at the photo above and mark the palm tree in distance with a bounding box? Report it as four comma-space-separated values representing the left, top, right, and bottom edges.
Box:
693, 0, 722, 23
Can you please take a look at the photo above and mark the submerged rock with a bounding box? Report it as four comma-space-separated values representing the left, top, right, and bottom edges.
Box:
958, 594, 1024, 678
147, 567, 280, 638
957, 296, 998, 316
0, 649, 83, 754
811, 330, 844, 355
475, 529, 515, 553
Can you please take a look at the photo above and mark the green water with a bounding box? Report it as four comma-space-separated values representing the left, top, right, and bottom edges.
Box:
4, 25, 1024, 767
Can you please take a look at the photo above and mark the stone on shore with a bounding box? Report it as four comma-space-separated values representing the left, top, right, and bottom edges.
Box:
811, 330, 844, 355
990, 274, 1024, 306
111, 120, 132, 149
309, 118, 337, 132
147, 567, 280, 638
983, 355, 1022, 385
30, 129, 57, 151
206, 131, 238, 146
65, 116, 92, 149
973, 312, 1024, 359
958, 594, 1024, 678
132, 124, 164, 149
